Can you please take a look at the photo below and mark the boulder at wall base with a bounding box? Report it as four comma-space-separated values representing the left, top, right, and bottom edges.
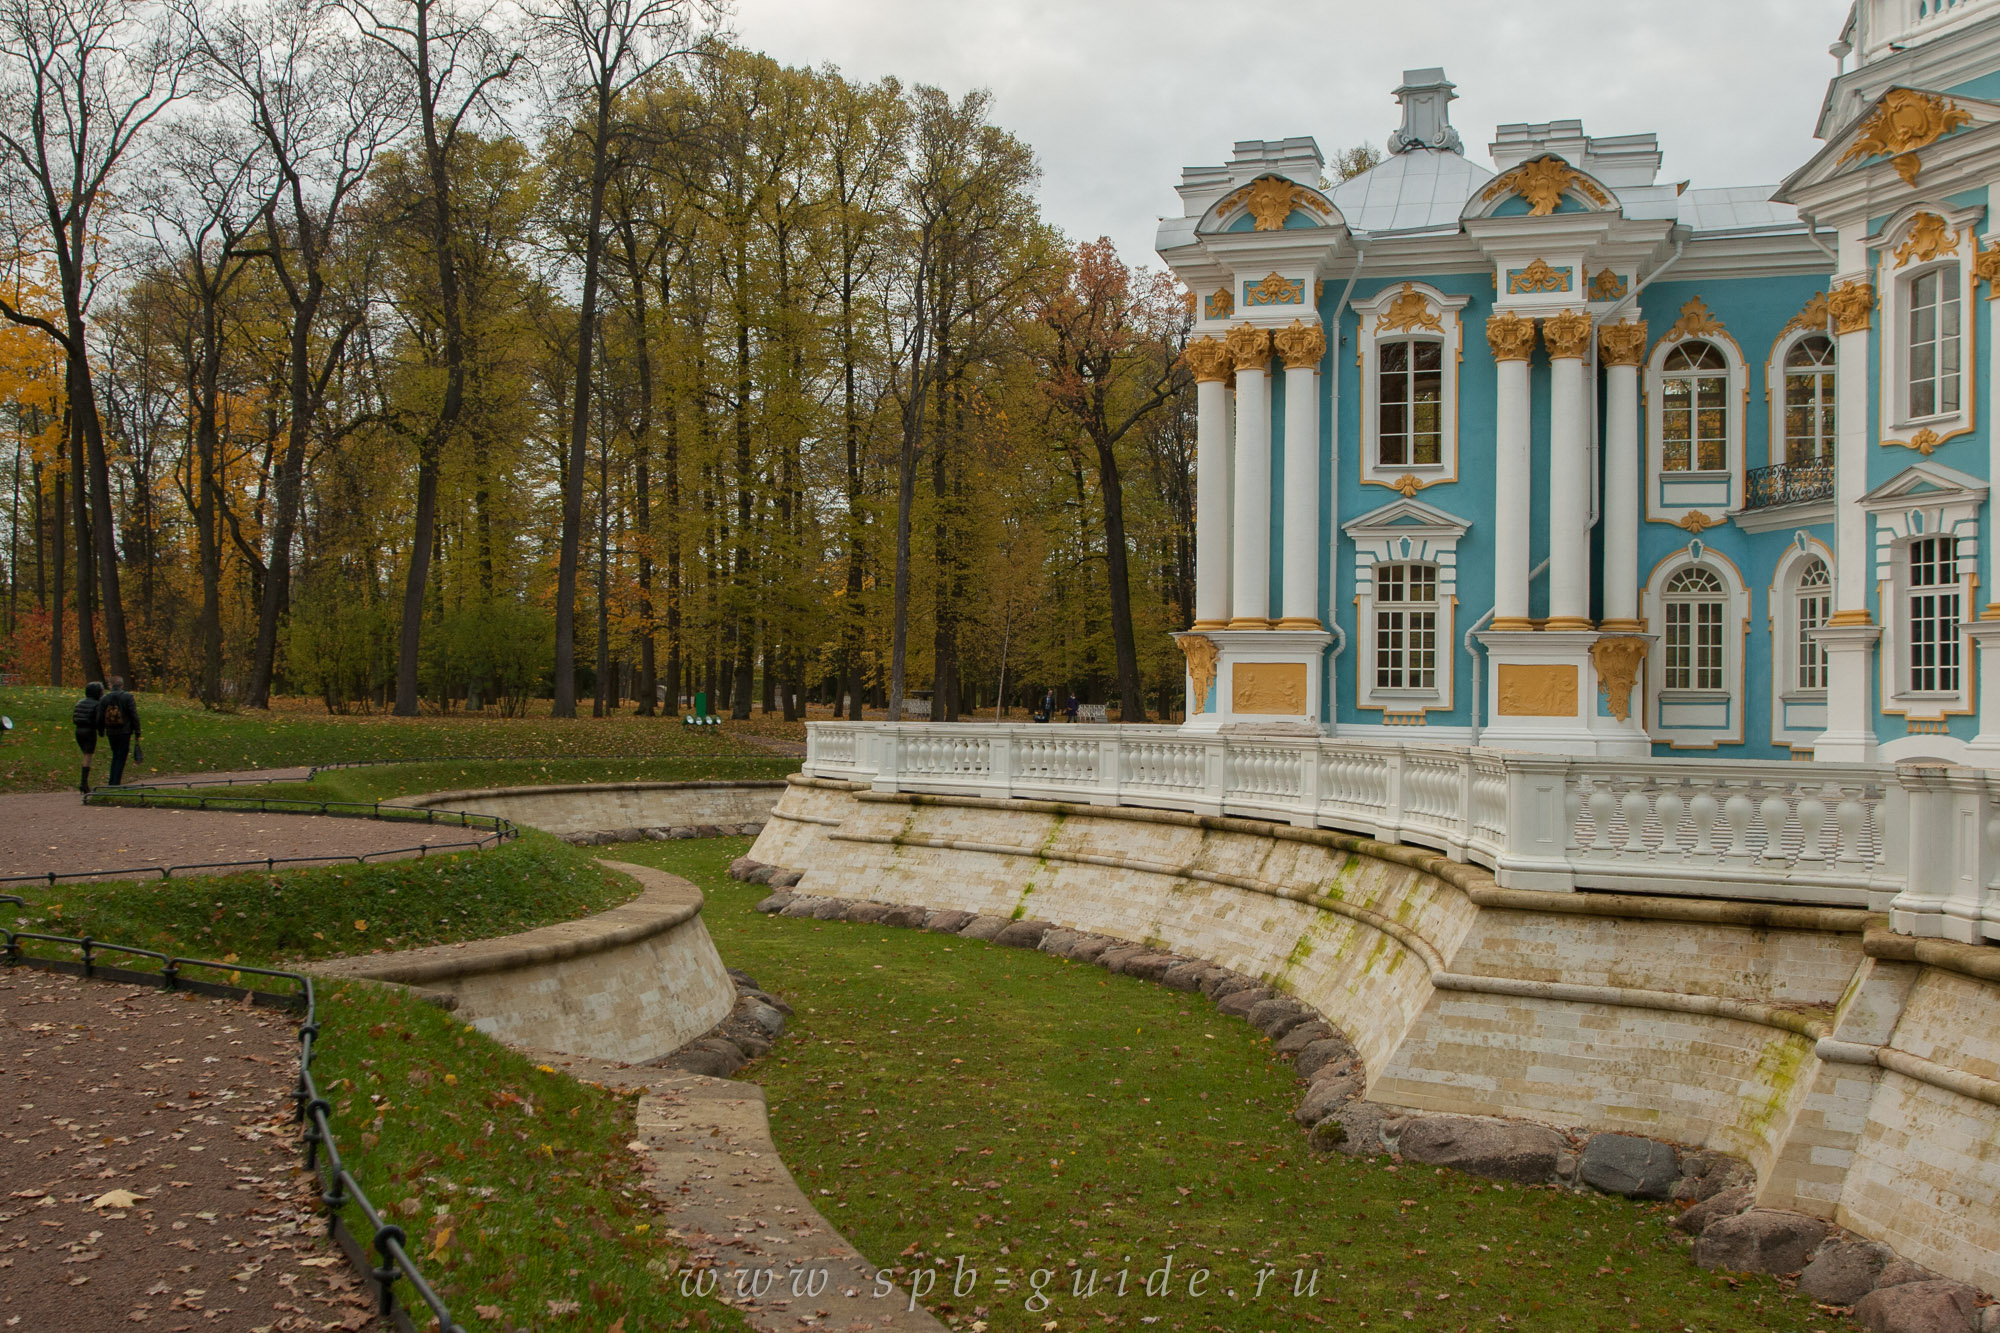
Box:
1275, 1023, 1334, 1056
1039, 929, 1088, 956
993, 920, 1055, 949
957, 915, 1010, 941
1246, 998, 1313, 1039
1294, 1070, 1365, 1126
1798, 1241, 1894, 1307
1671, 1185, 1755, 1236
1206, 974, 1260, 1000
1160, 962, 1210, 992
768, 869, 803, 889
924, 910, 977, 934
1122, 954, 1184, 983
1098, 946, 1150, 973
1880, 1260, 1944, 1289
728, 856, 761, 881
1693, 1210, 1830, 1276
1215, 988, 1273, 1018
1309, 1101, 1395, 1158
659, 1038, 746, 1077
1578, 1133, 1680, 1200
1672, 1149, 1753, 1203
1853, 1281, 1981, 1333
1395, 1116, 1565, 1185
1295, 1038, 1360, 1080
807, 898, 847, 920
879, 905, 927, 930
845, 903, 893, 925
753, 893, 794, 915
1067, 937, 1116, 963
776, 898, 823, 919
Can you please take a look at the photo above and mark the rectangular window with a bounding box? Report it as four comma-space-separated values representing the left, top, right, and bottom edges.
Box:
1378, 339, 1442, 467
1374, 563, 1438, 691
1661, 376, 1729, 471
1796, 588, 1829, 691
1908, 536, 1961, 693
1665, 601, 1724, 690
1908, 266, 1962, 420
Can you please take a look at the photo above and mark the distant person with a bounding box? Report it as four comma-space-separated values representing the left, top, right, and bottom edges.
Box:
95, 675, 142, 787
1065, 693, 1080, 724
1039, 689, 1055, 724
71, 681, 103, 794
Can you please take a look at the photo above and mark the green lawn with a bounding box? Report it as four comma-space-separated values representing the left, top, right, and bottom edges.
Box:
0, 684, 788, 792
612, 837, 1851, 1333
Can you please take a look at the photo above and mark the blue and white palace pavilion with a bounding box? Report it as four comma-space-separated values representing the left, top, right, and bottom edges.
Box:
1161, 0, 2000, 766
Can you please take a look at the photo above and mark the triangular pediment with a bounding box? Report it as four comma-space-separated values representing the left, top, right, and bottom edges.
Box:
1779, 87, 2000, 200
1860, 459, 1989, 507
1342, 495, 1471, 538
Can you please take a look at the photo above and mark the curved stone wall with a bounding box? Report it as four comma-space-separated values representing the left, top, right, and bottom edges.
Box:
400, 781, 783, 840
750, 775, 2000, 1291
313, 860, 736, 1063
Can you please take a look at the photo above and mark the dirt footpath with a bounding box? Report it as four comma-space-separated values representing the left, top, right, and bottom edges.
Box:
0, 966, 376, 1331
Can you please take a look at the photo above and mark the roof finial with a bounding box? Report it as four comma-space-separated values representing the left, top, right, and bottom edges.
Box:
1389, 68, 1463, 156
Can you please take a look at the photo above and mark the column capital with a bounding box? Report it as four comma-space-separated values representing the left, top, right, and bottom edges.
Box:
1543, 309, 1594, 360
1829, 279, 1877, 334
1182, 336, 1233, 383
1224, 323, 1274, 371
1272, 318, 1327, 371
1485, 311, 1537, 361
1598, 320, 1648, 367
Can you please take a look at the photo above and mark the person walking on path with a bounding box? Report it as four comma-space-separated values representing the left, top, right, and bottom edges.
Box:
94, 675, 142, 787
1065, 692, 1080, 724
70, 682, 103, 794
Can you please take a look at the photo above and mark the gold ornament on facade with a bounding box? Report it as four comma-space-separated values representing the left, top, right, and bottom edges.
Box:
1218, 175, 1334, 231
1597, 321, 1648, 367
1180, 336, 1233, 384
1895, 154, 1923, 186
1590, 637, 1649, 724
1974, 243, 2000, 296
1893, 211, 1961, 268
1496, 663, 1579, 718
1485, 311, 1537, 361
1837, 89, 1973, 166
1588, 268, 1628, 301
1890, 427, 1943, 455
1314, 280, 1325, 305
1204, 288, 1234, 320
1508, 258, 1571, 294
1480, 155, 1609, 217
1390, 473, 1423, 498
1177, 634, 1219, 714
1781, 291, 1833, 338
1677, 510, 1719, 535
1245, 272, 1305, 307
1542, 309, 1593, 359
1232, 662, 1308, 715
1827, 280, 1877, 334
1223, 323, 1274, 371
1666, 296, 1727, 342
1373, 284, 1444, 335
1272, 319, 1327, 370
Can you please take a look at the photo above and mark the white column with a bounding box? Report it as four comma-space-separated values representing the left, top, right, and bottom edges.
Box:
1276, 319, 1326, 628
1598, 324, 1646, 629
1816, 272, 1881, 764
1544, 310, 1594, 630
1227, 324, 1273, 628
1488, 313, 1536, 628
1188, 337, 1234, 628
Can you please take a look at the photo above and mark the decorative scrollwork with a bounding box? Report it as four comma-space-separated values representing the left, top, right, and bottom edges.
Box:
1975, 243, 2000, 297
1893, 212, 1961, 268
1480, 155, 1609, 217
1590, 637, 1649, 723
1217, 175, 1334, 231
1827, 280, 1876, 334
1667, 297, 1727, 343
1837, 89, 1972, 167
1204, 288, 1233, 320
1180, 336, 1233, 384
1223, 323, 1273, 371
1587, 269, 1627, 301
1542, 309, 1593, 360
1507, 259, 1571, 294
1245, 272, 1304, 307
1272, 319, 1327, 370
1177, 634, 1219, 714
1390, 473, 1423, 498
1485, 311, 1536, 362
1677, 510, 1719, 535
1781, 291, 1832, 338
1373, 284, 1444, 335
1597, 321, 1648, 367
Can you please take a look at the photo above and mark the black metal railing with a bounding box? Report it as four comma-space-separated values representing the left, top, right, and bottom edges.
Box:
1744, 460, 1836, 510
1, 928, 462, 1332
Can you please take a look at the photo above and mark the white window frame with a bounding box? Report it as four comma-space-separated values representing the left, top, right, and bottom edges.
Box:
1643, 547, 1748, 749
1768, 328, 1837, 468
1373, 562, 1440, 691
1343, 497, 1469, 717
1861, 460, 1987, 723
1768, 540, 1834, 751
1877, 204, 1979, 448
1646, 327, 1747, 523
1904, 535, 1963, 695
1354, 282, 1470, 494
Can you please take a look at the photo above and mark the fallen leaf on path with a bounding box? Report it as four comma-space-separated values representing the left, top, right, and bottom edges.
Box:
90, 1189, 146, 1210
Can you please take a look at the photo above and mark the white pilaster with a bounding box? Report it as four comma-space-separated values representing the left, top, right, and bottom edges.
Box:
1544, 311, 1594, 629
1816, 272, 1880, 764
1228, 325, 1274, 628
1277, 321, 1326, 629
1488, 313, 1536, 628
1188, 344, 1235, 628
1599, 325, 1645, 629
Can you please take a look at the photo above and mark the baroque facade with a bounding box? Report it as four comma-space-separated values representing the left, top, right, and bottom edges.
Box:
1160, 0, 2000, 765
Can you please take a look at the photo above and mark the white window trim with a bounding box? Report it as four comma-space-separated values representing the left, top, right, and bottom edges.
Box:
1768, 538, 1834, 751
1861, 460, 1987, 721
1876, 204, 1980, 446
1643, 546, 1749, 749
1342, 497, 1469, 716
1354, 282, 1470, 493
1646, 328, 1747, 523
1765, 325, 1838, 469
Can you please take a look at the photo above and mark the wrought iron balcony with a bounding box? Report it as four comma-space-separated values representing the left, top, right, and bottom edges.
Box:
1743, 461, 1835, 511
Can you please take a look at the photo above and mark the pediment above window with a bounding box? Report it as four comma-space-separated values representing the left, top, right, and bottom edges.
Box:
1198, 174, 1343, 235
1779, 87, 2000, 200
1860, 460, 1989, 510
1342, 497, 1471, 544
1461, 154, 1619, 221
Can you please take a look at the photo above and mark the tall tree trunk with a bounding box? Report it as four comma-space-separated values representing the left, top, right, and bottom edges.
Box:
395, 450, 442, 714
246, 295, 320, 709
1095, 434, 1146, 723
65, 311, 129, 683
67, 404, 102, 683
48, 459, 64, 687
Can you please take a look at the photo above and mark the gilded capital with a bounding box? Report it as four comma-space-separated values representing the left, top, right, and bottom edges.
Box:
1828, 280, 1877, 335
1597, 320, 1648, 367
1224, 323, 1274, 372
1975, 244, 2000, 298
1272, 319, 1327, 371
1181, 336, 1234, 384
1485, 311, 1536, 362
1543, 309, 1593, 360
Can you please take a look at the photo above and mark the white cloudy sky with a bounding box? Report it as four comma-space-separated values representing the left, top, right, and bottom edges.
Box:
731, 0, 1856, 263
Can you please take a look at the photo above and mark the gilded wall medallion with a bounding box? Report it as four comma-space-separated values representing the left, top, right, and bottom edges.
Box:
1497, 664, 1578, 718
1245, 272, 1305, 307
1480, 155, 1608, 217
1232, 662, 1308, 715
1374, 284, 1444, 335
1837, 89, 1972, 166
1507, 259, 1572, 294
1205, 288, 1234, 320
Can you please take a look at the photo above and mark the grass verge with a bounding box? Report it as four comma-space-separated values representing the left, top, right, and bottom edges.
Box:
609, 836, 1849, 1333
177, 755, 795, 805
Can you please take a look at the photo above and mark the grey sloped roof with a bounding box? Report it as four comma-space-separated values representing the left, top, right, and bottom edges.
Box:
1676, 186, 1800, 233
1329, 148, 1494, 234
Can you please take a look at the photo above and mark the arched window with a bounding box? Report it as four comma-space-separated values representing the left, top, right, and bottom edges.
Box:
1906, 264, 1962, 420
1373, 563, 1438, 690
1783, 336, 1836, 466
1377, 339, 1443, 466
1908, 536, 1961, 693
1661, 341, 1729, 473
1794, 558, 1830, 691
1664, 566, 1725, 691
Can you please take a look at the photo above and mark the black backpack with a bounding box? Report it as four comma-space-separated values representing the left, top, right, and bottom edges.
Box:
102, 699, 126, 730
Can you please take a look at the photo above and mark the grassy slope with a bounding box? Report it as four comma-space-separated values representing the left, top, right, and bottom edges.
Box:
0, 684, 788, 792
615, 837, 1846, 1333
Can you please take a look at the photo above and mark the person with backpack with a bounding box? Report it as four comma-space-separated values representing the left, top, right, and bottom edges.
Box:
94, 675, 142, 787
71, 682, 103, 794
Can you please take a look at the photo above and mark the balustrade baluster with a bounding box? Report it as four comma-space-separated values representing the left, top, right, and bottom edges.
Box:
1621, 789, 1650, 854
1795, 789, 1829, 862
1588, 786, 1616, 852
1688, 783, 1720, 858
1655, 788, 1685, 860
1723, 790, 1756, 861
1759, 795, 1792, 862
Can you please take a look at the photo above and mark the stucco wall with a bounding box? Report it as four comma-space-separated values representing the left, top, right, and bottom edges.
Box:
402, 781, 783, 838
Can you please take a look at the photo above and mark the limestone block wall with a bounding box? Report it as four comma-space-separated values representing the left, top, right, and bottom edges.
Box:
751, 775, 2000, 1291
314, 860, 735, 1063
403, 781, 783, 838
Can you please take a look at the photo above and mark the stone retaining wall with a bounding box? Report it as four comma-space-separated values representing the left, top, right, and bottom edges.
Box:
399, 781, 783, 841
313, 860, 736, 1063
750, 775, 2000, 1295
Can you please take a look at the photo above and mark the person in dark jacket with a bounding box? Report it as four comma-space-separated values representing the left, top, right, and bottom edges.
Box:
94, 675, 141, 786
71, 682, 103, 794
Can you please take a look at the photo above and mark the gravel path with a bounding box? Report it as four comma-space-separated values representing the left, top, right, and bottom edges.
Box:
0, 792, 495, 883
0, 966, 376, 1331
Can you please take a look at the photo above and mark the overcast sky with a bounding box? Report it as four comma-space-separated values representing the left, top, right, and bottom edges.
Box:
731, 0, 1856, 264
